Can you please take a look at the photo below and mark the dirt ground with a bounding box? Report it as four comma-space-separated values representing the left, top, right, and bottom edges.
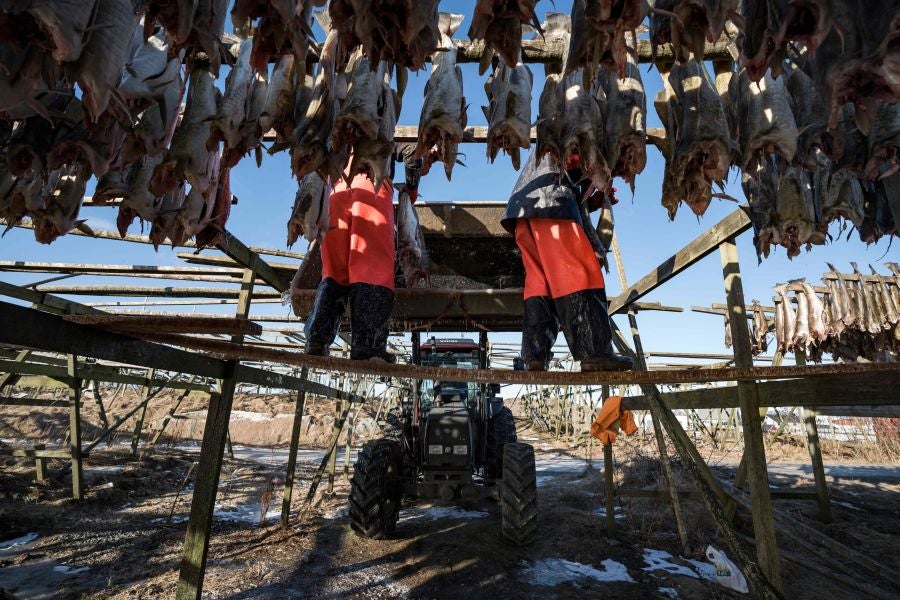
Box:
1, 390, 899, 599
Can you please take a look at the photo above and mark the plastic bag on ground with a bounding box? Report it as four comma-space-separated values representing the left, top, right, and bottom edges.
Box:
705, 545, 749, 594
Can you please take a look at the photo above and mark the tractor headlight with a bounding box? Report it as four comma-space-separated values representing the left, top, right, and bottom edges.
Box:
453, 445, 468, 455
428, 445, 443, 455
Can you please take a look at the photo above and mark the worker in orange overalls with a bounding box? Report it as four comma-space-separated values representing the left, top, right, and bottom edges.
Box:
501, 152, 633, 372
305, 148, 420, 361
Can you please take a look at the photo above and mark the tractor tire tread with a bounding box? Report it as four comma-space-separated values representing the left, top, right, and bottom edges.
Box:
500, 442, 537, 546
348, 439, 401, 539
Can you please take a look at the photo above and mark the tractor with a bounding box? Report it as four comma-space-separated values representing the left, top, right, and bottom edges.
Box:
347, 333, 537, 545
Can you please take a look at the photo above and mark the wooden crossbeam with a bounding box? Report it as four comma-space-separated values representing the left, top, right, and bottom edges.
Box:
0, 261, 245, 277
12, 219, 302, 260
176, 253, 299, 274
609, 208, 752, 314
62, 315, 263, 336
214, 231, 291, 292
0, 280, 104, 316
620, 371, 900, 411
34, 285, 284, 299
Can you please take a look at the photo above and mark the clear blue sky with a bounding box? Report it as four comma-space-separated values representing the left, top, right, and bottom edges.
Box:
1, 0, 896, 363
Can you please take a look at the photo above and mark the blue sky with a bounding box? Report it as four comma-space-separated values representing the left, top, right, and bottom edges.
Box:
1, 0, 897, 365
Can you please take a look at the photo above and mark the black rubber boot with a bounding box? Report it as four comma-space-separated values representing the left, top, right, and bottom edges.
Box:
520, 296, 560, 371
555, 289, 633, 372
350, 283, 396, 362
304, 278, 350, 355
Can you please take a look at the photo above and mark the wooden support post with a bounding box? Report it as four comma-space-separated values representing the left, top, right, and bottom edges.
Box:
611, 234, 689, 550
91, 381, 110, 433
734, 350, 783, 493
281, 367, 309, 527
67, 355, 83, 500
794, 350, 832, 523
151, 377, 200, 445
131, 368, 156, 454
344, 385, 363, 480
225, 430, 234, 460
327, 391, 345, 494
174, 364, 238, 600
175, 268, 254, 600
719, 239, 782, 591
34, 443, 47, 481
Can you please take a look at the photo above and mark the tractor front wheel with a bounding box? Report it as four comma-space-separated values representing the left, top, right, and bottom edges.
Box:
349, 439, 402, 539
500, 442, 537, 546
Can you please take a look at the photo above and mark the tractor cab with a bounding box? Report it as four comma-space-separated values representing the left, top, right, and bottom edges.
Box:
418, 337, 481, 415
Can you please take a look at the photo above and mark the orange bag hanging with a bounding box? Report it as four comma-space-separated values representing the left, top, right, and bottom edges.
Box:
590, 396, 638, 445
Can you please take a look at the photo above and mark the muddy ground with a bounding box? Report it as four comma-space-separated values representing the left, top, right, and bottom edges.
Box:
1, 390, 899, 599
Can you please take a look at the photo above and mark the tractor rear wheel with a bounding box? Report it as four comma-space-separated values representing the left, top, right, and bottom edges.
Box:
485, 406, 517, 478
500, 442, 537, 546
349, 439, 402, 539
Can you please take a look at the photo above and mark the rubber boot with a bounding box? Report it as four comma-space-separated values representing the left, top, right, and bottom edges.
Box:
304, 278, 349, 355
520, 296, 560, 371
349, 283, 396, 362
555, 289, 633, 372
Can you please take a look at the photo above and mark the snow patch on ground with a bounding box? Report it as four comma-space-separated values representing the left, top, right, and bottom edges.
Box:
521, 558, 635, 587
643, 549, 714, 581
658, 587, 679, 598
536, 475, 556, 487
214, 503, 281, 524
151, 503, 280, 526
399, 506, 489, 523
53, 565, 90, 575
594, 505, 625, 520
683, 558, 716, 581
834, 500, 862, 511
0, 533, 38, 552
322, 505, 349, 520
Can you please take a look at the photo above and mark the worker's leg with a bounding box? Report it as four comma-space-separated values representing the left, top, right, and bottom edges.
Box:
529, 219, 632, 372
514, 220, 559, 371
347, 177, 396, 361
305, 187, 352, 355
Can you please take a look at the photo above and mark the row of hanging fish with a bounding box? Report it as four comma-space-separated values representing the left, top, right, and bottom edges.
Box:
532, 14, 649, 198
0, 1, 300, 247
1, 1, 898, 253
749, 263, 900, 363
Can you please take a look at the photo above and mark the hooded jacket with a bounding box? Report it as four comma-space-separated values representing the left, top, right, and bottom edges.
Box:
500, 152, 585, 234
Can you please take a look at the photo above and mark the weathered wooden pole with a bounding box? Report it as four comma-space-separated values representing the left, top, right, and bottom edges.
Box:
91, 380, 110, 433
281, 367, 309, 527
327, 391, 346, 494
611, 234, 688, 550
175, 268, 254, 600
67, 354, 83, 500
34, 443, 47, 482
719, 238, 782, 591
131, 368, 156, 454
151, 376, 201, 445
794, 350, 832, 522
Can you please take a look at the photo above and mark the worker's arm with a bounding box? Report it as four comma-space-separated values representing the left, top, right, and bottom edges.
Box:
394, 143, 422, 202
